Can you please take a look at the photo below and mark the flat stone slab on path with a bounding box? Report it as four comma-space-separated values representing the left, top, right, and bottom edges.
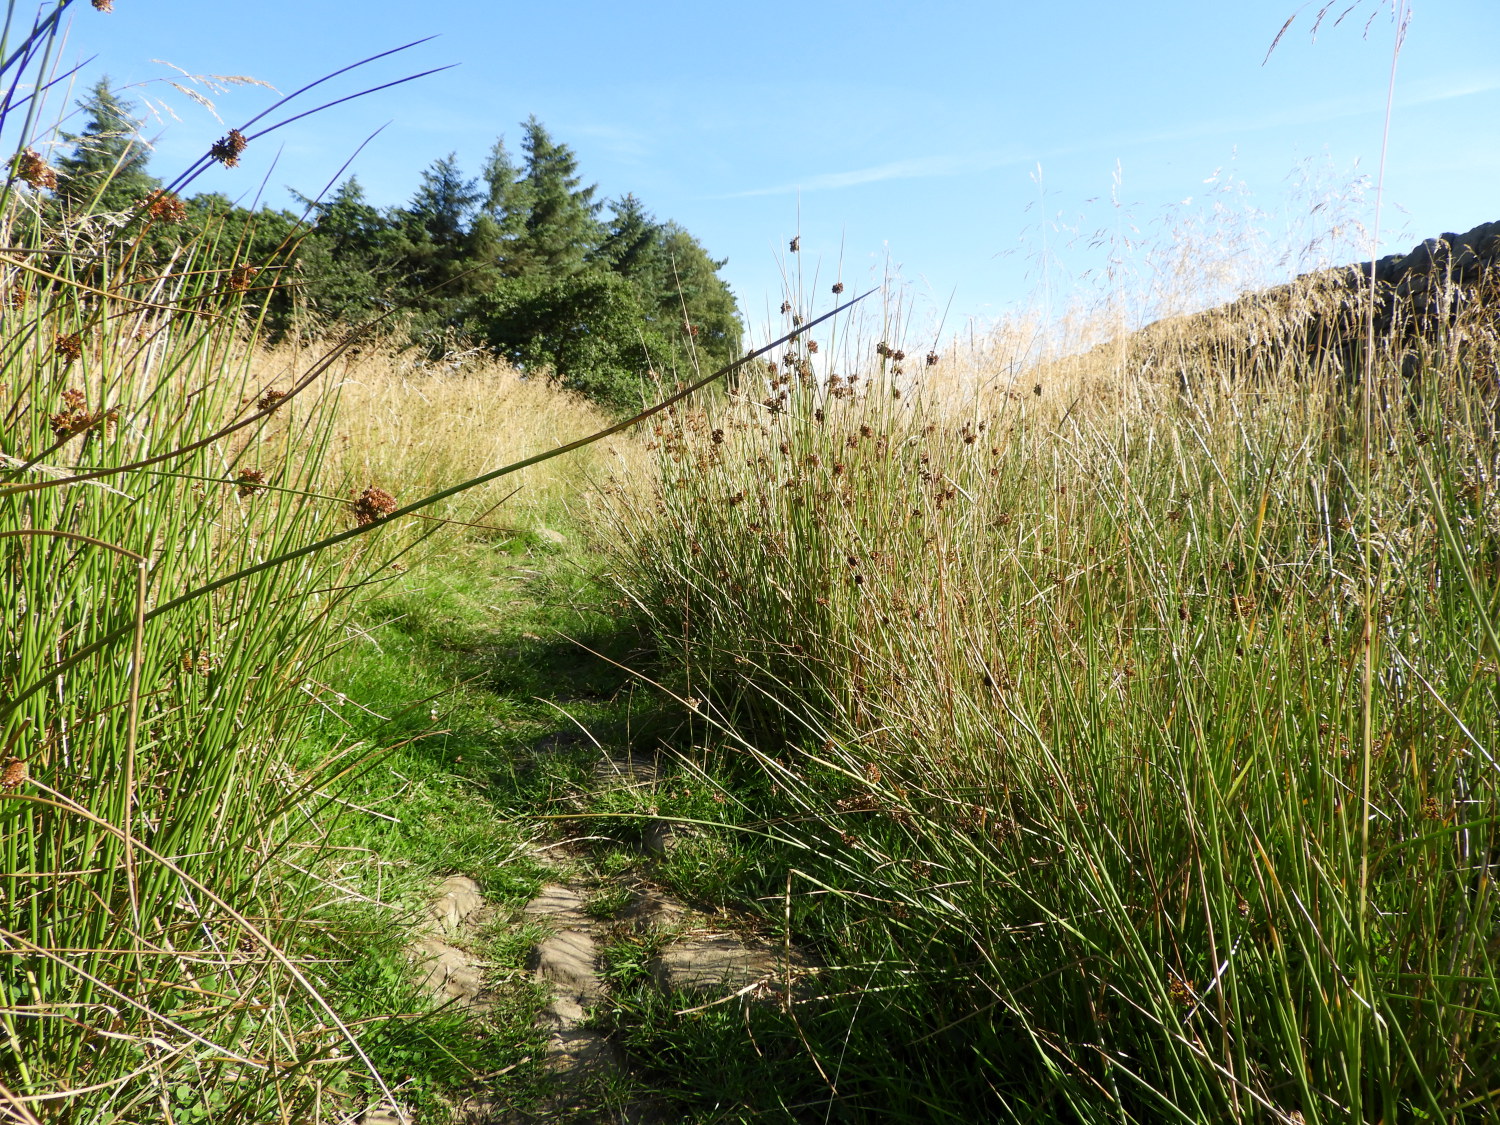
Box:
651, 932, 801, 1005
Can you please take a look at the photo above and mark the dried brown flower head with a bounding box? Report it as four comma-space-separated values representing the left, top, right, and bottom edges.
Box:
6, 285, 29, 309
1168, 977, 1196, 1009
50, 393, 118, 439
831, 281, 844, 294
788, 235, 800, 252
91, 0, 114, 10
780, 300, 792, 314
925, 351, 939, 366
209, 128, 248, 167
235, 468, 267, 497
0, 757, 27, 792
54, 333, 84, 362
1033, 383, 1043, 396
181, 649, 221, 676
350, 486, 398, 526
17, 148, 56, 190
255, 388, 286, 412
227, 264, 260, 292
144, 190, 186, 224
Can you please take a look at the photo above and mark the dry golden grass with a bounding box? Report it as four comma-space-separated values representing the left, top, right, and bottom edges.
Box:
245, 341, 651, 536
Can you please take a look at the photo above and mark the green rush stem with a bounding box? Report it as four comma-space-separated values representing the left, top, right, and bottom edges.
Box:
0, 529, 147, 926
0, 290, 874, 721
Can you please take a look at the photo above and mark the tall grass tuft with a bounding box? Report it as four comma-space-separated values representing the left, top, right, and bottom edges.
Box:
607, 286, 1500, 1121
0, 13, 455, 1120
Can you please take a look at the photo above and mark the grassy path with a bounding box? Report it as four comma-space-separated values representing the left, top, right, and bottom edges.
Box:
306, 530, 836, 1124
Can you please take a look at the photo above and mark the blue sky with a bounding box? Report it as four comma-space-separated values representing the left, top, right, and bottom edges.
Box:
26, 0, 1499, 337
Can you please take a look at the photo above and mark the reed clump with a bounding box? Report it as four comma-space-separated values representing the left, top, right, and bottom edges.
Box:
0, 13, 611, 1119
607, 290, 1500, 1121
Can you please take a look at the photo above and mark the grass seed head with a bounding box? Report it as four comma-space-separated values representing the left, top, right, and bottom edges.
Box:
235, 468, 267, 497
227, 264, 260, 292
0, 757, 27, 792
209, 128, 249, 167
17, 148, 57, 190
144, 190, 186, 224
350, 486, 398, 525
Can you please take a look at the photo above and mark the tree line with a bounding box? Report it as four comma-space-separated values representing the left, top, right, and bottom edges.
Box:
31, 80, 742, 408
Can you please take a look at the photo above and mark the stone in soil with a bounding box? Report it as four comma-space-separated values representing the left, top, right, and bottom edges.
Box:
523, 883, 590, 927
651, 932, 795, 1004
530, 928, 604, 1001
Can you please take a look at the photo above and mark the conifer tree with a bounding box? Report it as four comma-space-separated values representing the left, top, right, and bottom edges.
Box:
512, 116, 601, 277
403, 154, 480, 251
596, 193, 661, 281
54, 78, 159, 214
291, 177, 405, 330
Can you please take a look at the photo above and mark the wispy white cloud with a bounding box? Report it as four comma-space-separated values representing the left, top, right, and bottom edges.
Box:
722, 150, 1029, 198
724, 70, 1500, 201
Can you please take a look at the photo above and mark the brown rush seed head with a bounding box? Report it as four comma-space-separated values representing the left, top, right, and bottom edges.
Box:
235, 468, 267, 497
875, 341, 890, 357
0, 757, 27, 792
788, 235, 800, 252
181, 649, 220, 676
255, 388, 286, 412
1168, 977, 1195, 1008
54, 333, 84, 362
210, 128, 248, 167
1033, 383, 1043, 396
91, 0, 113, 10
6, 285, 28, 309
143, 190, 186, 224
711, 428, 725, 445
780, 300, 792, 314
17, 148, 57, 190
227, 264, 260, 292
350, 486, 398, 526
832, 281, 845, 294
926, 351, 939, 366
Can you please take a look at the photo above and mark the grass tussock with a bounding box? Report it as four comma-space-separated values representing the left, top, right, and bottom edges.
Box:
0, 35, 615, 1120
272, 341, 642, 534
604, 293, 1500, 1121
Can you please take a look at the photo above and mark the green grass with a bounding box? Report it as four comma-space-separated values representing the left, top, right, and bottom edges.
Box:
600, 317, 1500, 1123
